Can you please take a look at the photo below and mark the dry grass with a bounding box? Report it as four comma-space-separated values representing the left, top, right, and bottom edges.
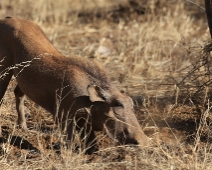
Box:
1, 0, 212, 169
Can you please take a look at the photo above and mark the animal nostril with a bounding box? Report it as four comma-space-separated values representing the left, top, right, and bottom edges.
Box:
117, 131, 138, 145
122, 129, 138, 145
132, 140, 138, 145
125, 138, 138, 145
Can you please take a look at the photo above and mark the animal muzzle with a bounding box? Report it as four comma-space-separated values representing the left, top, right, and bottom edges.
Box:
116, 129, 139, 145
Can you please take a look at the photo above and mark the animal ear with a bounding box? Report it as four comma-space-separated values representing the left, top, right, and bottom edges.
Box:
87, 85, 111, 102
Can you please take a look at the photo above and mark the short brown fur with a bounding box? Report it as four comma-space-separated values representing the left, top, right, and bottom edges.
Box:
0, 17, 149, 154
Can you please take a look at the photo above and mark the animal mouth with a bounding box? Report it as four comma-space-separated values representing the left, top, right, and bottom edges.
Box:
124, 137, 138, 145
116, 129, 139, 145
103, 121, 139, 145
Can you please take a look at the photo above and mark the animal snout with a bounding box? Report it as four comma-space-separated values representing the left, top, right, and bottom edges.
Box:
124, 137, 139, 145
117, 129, 139, 145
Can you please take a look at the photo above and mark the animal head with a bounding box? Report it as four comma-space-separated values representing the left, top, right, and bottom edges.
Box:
86, 85, 149, 146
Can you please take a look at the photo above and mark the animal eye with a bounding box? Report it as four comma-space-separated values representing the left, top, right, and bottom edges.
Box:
113, 101, 123, 107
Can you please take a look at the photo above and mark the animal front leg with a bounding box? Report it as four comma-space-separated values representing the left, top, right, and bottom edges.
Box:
76, 115, 98, 154
84, 130, 98, 155
0, 70, 13, 136
14, 85, 27, 131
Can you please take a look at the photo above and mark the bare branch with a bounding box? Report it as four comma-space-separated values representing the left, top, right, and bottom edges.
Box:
205, 0, 212, 39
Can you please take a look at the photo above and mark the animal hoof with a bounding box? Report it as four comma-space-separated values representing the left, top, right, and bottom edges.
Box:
17, 124, 28, 132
